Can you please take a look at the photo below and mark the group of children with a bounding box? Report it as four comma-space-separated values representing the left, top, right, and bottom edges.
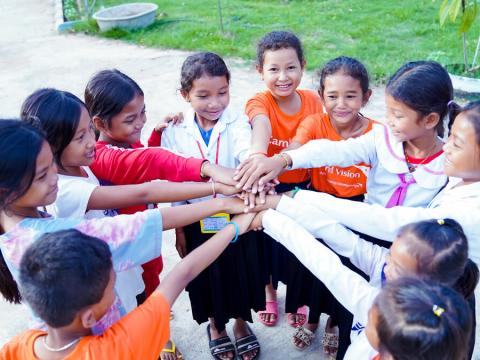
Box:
0, 29, 479, 360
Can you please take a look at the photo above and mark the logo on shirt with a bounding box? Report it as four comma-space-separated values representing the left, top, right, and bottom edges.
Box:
269, 137, 291, 148
352, 322, 365, 335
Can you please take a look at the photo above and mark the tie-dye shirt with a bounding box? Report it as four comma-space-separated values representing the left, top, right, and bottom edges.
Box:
0, 209, 163, 334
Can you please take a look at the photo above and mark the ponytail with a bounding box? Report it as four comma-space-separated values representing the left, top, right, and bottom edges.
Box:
0, 249, 21, 304
454, 259, 479, 299
447, 100, 462, 137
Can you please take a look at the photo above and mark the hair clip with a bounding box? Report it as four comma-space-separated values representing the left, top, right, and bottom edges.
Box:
437, 219, 445, 225
432, 304, 445, 317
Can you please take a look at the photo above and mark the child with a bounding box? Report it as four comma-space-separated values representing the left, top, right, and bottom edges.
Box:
20, 88, 239, 314
368, 278, 471, 360
284, 56, 374, 357
84, 69, 241, 359
0, 120, 247, 335
253, 204, 477, 359
241, 30, 324, 330
0, 211, 256, 359
236, 61, 452, 212
161, 52, 263, 360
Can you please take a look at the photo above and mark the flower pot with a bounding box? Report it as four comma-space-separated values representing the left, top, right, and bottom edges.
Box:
93, 3, 158, 32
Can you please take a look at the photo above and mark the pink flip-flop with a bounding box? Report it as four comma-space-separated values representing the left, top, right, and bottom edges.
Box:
287, 305, 308, 328
257, 300, 278, 326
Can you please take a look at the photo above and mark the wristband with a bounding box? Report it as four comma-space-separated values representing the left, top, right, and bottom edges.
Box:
291, 186, 301, 198
211, 180, 216, 198
200, 160, 210, 179
226, 221, 239, 243
275, 153, 290, 169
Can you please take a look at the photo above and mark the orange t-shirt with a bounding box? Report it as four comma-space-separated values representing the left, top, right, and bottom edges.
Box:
245, 89, 323, 184
0, 292, 170, 360
293, 113, 374, 198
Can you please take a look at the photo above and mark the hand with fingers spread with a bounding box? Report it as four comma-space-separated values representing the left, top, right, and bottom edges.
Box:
233, 153, 291, 191
154, 112, 184, 133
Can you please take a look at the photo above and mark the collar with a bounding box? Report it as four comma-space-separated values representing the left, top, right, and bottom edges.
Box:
374, 124, 447, 189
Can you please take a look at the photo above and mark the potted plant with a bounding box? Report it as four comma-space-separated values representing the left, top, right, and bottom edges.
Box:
439, 0, 480, 93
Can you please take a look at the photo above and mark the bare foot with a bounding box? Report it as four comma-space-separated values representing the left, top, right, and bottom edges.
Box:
160, 339, 183, 360
259, 283, 278, 325
292, 322, 318, 349
209, 319, 234, 360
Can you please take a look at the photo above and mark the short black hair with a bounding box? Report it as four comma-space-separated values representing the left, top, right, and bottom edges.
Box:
319, 56, 370, 95
20, 88, 86, 170
256, 30, 304, 70
180, 52, 231, 94
85, 69, 144, 128
448, 100, 480, 145
19, 230, 112, 328
375, 277, 471, 360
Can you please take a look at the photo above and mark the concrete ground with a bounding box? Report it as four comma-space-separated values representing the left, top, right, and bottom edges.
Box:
0, 0, 478, 359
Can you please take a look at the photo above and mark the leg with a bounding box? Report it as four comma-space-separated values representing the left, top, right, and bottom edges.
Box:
208, 318, 235, 360
233, 318, 260, 360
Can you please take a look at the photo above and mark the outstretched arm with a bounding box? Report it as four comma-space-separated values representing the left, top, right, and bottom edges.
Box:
261, 209, 379, 324
158, 212, 255, 305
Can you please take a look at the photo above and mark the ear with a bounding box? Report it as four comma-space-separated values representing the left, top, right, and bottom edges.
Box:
80, 308, 98, 329
362, 89, 372, 106
92, 116, 107, 132
423, 112, 441, 130
255, 64, 264, 80
318, 89, 326, 104
180, 90, 190, 102
301, 59, 306, 70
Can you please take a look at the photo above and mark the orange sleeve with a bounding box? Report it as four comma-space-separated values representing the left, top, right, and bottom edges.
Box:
292, 114, 319, 145
76, 292, 171, 359
245, 93, 269, 123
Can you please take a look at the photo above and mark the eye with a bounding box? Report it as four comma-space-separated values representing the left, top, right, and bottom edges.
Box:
268, 67, 278, 72
288, 65, 297, 70
219, 91, 227, 95
327, 95, 337, 100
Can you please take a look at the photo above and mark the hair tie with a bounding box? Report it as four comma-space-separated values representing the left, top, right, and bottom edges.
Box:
432, 304, 445, 317
437, 219, 445, 225
447, 100, 456, 107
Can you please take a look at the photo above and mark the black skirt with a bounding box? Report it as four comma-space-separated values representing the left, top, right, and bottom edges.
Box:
261, 181, 310, 289
184, 221, 267, 332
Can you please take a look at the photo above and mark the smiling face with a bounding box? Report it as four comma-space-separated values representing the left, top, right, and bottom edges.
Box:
11, 141, 58, 209
259, 47, 304, 100
321, 72, 370, 128
59, 107, 96, 173
97, 94, 146, 146
443, 112, 480, 183
183, 75, 230, 122
383, 233, 418, 281
385, 95, 430, 142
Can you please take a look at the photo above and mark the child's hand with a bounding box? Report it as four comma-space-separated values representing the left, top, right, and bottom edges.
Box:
222, 196, 251, 214
215, 182, 242, 196
233, 155, 285, 191
175, 228, 187, 258
249, 210, 267, 231
232, 212, 256, 235
203, 164, 238, 186
155, 112, 184, 133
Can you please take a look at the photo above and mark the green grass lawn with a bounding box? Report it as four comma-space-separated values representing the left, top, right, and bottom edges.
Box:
73, 0, 480, 82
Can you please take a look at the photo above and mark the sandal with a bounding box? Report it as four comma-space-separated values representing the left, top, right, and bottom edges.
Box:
292, 326, 315, 351
322, 332, 339, 359
257, 300, 278, 326
287, 305, 307, 328
207, 324, 236, 359
160, 339, 183, 360
234, 324, 260, 360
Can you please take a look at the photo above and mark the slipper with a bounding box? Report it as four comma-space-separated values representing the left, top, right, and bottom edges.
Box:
160, 339, 183, 360
292, 326, 315, 351
235, 324, 260, 360
207, 324, 236, 360
257, 300, 278, 326
287, 305, 307, 328
322, 332, 339, 359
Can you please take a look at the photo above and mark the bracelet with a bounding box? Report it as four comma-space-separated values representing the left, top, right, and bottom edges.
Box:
226, 221, 239, 243
291, 186, 301, 198
249, 151, 268, 158
211, 180, 216, 198
275, 153, 289, 169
